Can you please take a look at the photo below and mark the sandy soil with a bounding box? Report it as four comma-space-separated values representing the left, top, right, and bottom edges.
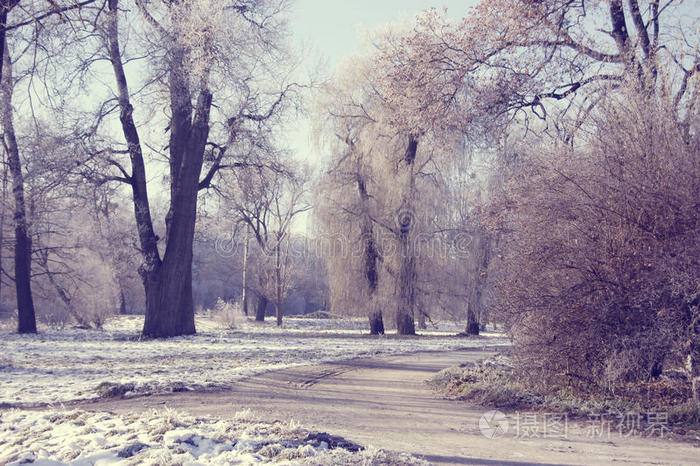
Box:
79, 349, 699, 465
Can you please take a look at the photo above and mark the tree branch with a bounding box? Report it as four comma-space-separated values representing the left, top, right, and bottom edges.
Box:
5, 0, 97, 32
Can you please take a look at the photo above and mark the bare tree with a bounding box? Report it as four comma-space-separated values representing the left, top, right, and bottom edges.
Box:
0, 1, 107, 333
315, 42, 476, 335
226, 166, 309, 325
1, 44, 34, 333
92, 0, 296, 337
240, 224, 250, 316
0, 1, 96, 82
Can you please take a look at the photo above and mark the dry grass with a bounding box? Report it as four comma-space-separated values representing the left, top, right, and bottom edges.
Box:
430, 362, 700, 435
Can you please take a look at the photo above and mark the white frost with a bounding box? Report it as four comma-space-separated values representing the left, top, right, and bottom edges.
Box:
0, 315, 508, 405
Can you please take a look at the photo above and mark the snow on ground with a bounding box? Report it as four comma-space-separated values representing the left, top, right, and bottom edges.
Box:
0, 315, 508, 405
0, 408, 427, 465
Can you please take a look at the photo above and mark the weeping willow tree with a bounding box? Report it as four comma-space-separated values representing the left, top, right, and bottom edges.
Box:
314, 42, 487, 334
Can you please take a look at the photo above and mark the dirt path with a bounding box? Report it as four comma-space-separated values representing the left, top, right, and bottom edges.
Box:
81, 350, 698, 465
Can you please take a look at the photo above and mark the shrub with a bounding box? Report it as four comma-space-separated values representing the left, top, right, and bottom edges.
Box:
488, 87, 700, 396
668, 401, 700, 428
433, 361, 698, 429
38, 307, 73, 330
213, 298, 246, 329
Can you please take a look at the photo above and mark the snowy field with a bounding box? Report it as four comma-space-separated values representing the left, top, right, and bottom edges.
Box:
0, 315, 508, 406
0, 408, 427, 465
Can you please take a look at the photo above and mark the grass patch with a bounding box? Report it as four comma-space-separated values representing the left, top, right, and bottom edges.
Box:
430, 360, 700, 437
669, 401, 700, 427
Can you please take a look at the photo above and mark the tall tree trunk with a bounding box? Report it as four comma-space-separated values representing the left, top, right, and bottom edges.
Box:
241, 225, 249, 315
0, 6, 7, 84
0, 5, 7, 312
357, 174, 384, 335
275, 238, 282, 326
118, 287, 127, 315
395, 135, 419, 336
465, 272, 483, 335
465, 233, 490, 335
141, 87, 209, 337
0, 146, 7, 308
396, 227, 416, 335
363, 222, 383, 335
142, 32, 212, 336
1, 45, 36, 334
107, 0, 205, 338
0, 1, 20, 84
255, 294, 267, 322
465, 307, 480, 335
369, 309, 384, 335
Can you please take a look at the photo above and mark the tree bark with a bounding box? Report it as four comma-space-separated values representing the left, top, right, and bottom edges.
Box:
465, 233, 490, 335
255, 294, 267, 322
0, 1, 20, 84
241, 225, 249, 315
0, 6, 7, 84
1, 44, 36, 334
368, 309, 384, 335
141, 87, 210, 337
396, 229, 416, 335
465, 277, 483, 335
465, 308, 480, 335
395, 135, 419, 336
275, 238, 283, 326
464, 277, 483, 335
118, 287, 127, 314
364, 231, 383, 335
357, 173, 384, 335
0, 144, 6, 307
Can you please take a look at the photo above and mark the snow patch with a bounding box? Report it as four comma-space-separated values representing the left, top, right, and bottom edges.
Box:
0, 409, 427, 465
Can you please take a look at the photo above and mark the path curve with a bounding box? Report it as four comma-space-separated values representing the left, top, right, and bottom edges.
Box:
81, 350, 699, 465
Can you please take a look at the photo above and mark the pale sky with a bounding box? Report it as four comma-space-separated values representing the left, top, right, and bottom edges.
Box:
290, 0, 474, 69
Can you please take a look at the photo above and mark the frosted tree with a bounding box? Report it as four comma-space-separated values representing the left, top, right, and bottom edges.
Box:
0, 43, 35, 332
0, 1, 97, 82
380, 2, 699, 141
221, 165, 309, 325
88, 0, 297, 337
316, 38, 479, 334
396, 1, 700, 392
315, 67, 388, 334
0, 1, 97, 333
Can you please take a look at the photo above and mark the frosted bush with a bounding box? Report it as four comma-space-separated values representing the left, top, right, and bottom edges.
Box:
213, 298, 246, 329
